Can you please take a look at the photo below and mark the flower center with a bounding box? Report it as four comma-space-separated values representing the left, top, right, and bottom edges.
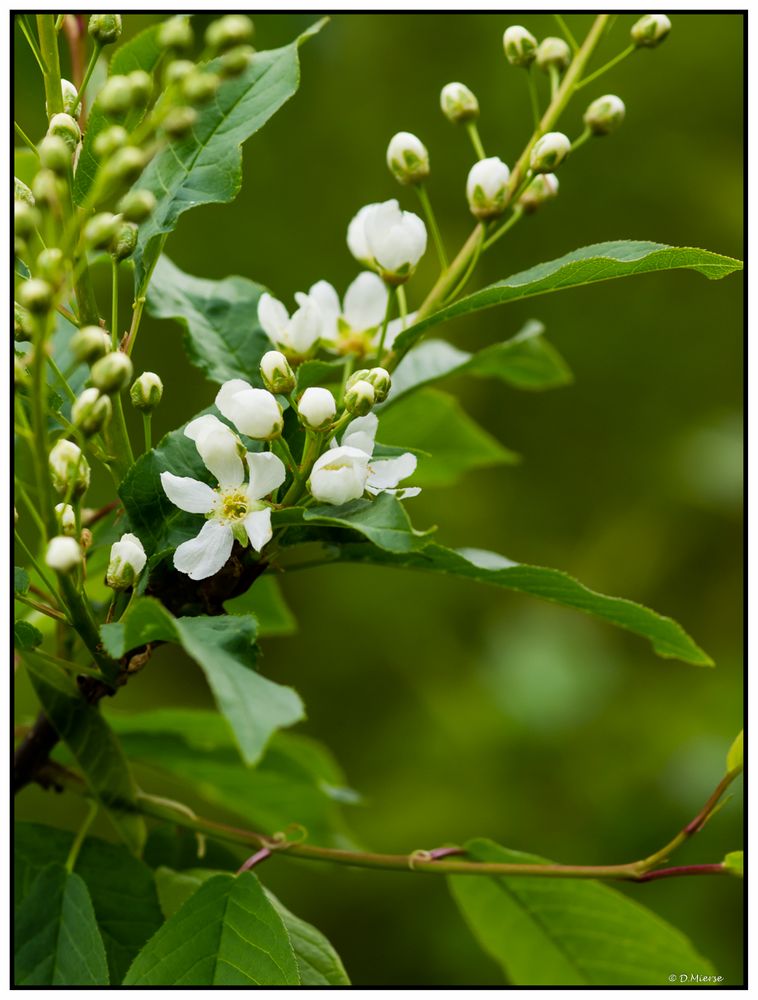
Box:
218, 489, 249, 521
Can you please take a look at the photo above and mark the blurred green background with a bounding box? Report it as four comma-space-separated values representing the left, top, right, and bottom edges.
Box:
15, 13, 743, 986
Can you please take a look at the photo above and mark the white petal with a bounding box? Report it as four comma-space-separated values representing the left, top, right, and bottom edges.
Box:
185, 413, 228, 443
160, 472, 217, 513
195, 427, 244, 487
309, 446, 370, 505
215, 379, 254, 426
243, 507, 273, 552
382, 310, 418, 349
246, 451, 286, 500
309, 280, 341, 343
173, 519, 234, 580
341, 413, 378, 455
367, 452, 417, 490
219, 387, 282, 439
258, 293, 289, 341
287, 297, 322, 354
343, 272, 387, 331
347, 203, 377, 264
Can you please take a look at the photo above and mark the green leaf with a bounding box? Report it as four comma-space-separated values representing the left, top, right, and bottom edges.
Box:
111, 708, 358, 846
295, 358, 348, 393
376, 388, 519, 486
15, 255, 30, 279
100, 598, 303, 764
726, 730, 743, 773
24, 657, 146, 853
14, 620, 42, 651
225, 575, 297, 636
316, 542, 712, 666
14, 822, 164, 985
14, 566, 30, 596
391, 241, 743, 361
134, 21, 327, 290
388, 320, 572, 402
73, 25, 163, 203
146, 256, 270, 386
14, 863, 109, 986
449, 839, 716, 986
273, 492, 433, 554
123, 872, 300, 985
723, 851, 743, 878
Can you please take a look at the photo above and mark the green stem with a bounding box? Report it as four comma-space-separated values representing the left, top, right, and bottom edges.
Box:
15, 479, 48, 540
142, 413, 152, 453
36, 15, 63, 115
106, 393, 135, 477
375, 284, 395, 364
575, 43, 635, 90
57, 575, 117, 680
18, 16, 46, 74
482, 205, 524, 251
14, 121, 39, 157
444, 226, 485, 302
571, 126, 593, 153
415, 183, 448, 269
25, 648, 104, 682
47, 353, 76, 403
465, 121, 486, 160
280, 431, 321, 506
65, 800, 99, 872
526, 68, 541, 128
15, 594, 68, 623
30, 317, 56, 536
338, 355, 355, 404
76, 41, 101, 102
14, 530, 60, 605
396, 285, 408, 329
553, 13, 579, 51
549, 64, 560, 102
111, 257, 119, 348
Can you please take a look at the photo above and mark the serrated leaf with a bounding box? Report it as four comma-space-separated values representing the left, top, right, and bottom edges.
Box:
24, 657, 146, 853
449, 839, 716, 986
376, 388, 519, 486
123, 872, 300, 986
14, 620, 42, 650
134, 21, 326, 290
14, 566, 30, 596
726, 730, 743, 774
100, 598, 303, 765
391, 241, 743, 362
14, 822, 163, 985
723, 851, 743, 877
14, 863, 109, 986
225, 575, 297, 636
316, 542, 712, 666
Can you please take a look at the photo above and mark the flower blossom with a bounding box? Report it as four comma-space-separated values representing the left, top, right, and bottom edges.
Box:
347, 200, 427, 284
258, 289, 323, 357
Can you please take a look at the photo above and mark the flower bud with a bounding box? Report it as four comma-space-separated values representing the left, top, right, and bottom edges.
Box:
386, 132, 430, 186
215, 382, 283, 439
18, 278, 53, 315
39, 135, 73, 174
260, 351, 296, 395
15, 303, 32, 341
158, 16, 193, 51
118, 189, 156, 223
219, 45, 255, 78
206, 14, 254, 53
466, 156, 510, 219
365, 366, 391, 403
631, 14, 671, 48
503, 25, 537, 67
128, 70, 153, 107
298, 386, 336, 430
36, 247, 65, 286
583, 94, 626, 136
182, 70, 221, 105
110, 221, 138, 262
54, 502, 76, 536
344, 379, 375, 416
99, 146, 146, 191
15, 177, 34, 206
72, 387, 112, 437
99, 75, 133, 117
88, 13, 122, 45
530, 131, 571, 173
106, 532, 147, 591
70, 326, 111, 364
15, 355, 29, 386
518, 173, 559, 213
61, 78, 81, 117
130, 371, 163, 412
91, 351, 133, 394
31, 170, 61, 208
14, 200, 39, 240
536, 37, 571, 72
347, 200, 427, 285
440, 82, 479, 124
45, 535, 82, 575
49, 440, 90, 497
345, 369, 371, 392
48, 113, 81, 151
163, 107, 197, 139
164, 59, 195, 86
84, 212, 121, 250
93, 124, 129, 159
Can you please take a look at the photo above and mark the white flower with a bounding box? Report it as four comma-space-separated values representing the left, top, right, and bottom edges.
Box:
298, 386, 336, 430
308, 446, 371, 505
346, 200, 427, 284
386, 131, 429, 185
160, 415, 286, 580
107, 532, 147, 590
530, 132, 571, 173
49, 439, 90, 497
215, 380, 283, 440
45, 535, 81, 574
308, 271, 388, 354
258, 290, 323, 356
54, 502, 76, 536
466, 156, 511, 220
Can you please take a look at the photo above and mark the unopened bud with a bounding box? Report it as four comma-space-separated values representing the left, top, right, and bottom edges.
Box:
344, 379, 375, 416
93, 124, 129, 159
206, 14, 254, 53
518, 173, 559, 213
182, 70, 221, 105
18, 278, 53, 314
365, 367, 391, 403
31, 169, 61, 208
49, 439, 90, 497
163, 106, 197, 139
536, 36, 571, 72
158, 16, 194, 51
128, 70, 153, 107
14, 200, 39, 240
91, 351, 133, 394
72, 387, 112, 437
70, 326, 111, 364
584, 94, 626, 136
15, 356, 29, 386
440, 82, 479, 124
503, 25, 537, 67
466, 156, 510, 219
386, 132, 430, 186
631, 14, 671, 48
530, 131, 571, 173
165, 59, 195, 86
260, 351, 296, 394
111, 222, 138, 262
54, 502, 77, 536
118, 189, 156, 223
84, 212, 121, 250
15, 303, 32, 341
298, 386, 336, 430
100, 147, 146, 193
219, 45, 254, 77
39, 135, 73, 174
61, 78, 81, 117
345, 369, 370, 392
45, 535, 82, 574
14, 177, 34, 206
48, 113, 81, 151
106, 532, 147, 590
99, 75, 133, 117
36, 247, 65, 286
130, 371, 163, 412
88, 13, 122, 45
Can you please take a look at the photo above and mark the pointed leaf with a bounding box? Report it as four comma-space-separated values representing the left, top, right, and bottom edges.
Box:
14, 620, 42, 651
723, 851, 743, 878
225, 574, 298, 636
14, 566, 30, 596
726, 730, 743, 774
